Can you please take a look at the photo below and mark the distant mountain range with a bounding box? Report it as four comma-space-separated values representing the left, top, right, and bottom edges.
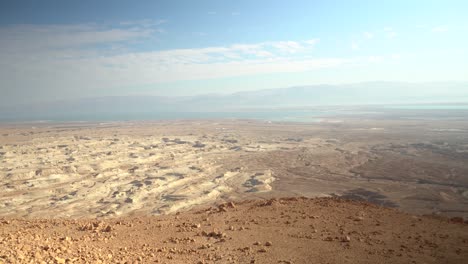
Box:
1, 82, 467, 121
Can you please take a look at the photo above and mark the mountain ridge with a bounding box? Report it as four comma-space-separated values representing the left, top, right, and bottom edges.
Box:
1, 82, 467, 120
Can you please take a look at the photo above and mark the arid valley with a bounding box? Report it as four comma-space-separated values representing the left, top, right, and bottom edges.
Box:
2, 1, 468, 262
0, 118, 467, 263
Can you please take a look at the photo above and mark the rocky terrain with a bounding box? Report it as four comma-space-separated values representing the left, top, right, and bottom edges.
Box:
0, 197, 467, 264
1, 119, 468, 263
0, 122, 280, 218
1, 120, 468, 219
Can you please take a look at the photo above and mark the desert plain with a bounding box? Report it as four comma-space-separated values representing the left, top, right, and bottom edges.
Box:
0, 118, 467, 263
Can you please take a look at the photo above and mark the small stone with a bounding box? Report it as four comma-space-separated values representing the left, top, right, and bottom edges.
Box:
16, 252, 25, 260
450, 217, 464, 224
265, 241, 272, 246
55, 257, 66, 264
103, 225, 113, 232
342, 236, 351, 242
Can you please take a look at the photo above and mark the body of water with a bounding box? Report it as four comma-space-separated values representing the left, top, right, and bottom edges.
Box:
1, 104, 468, 123
383, 104, 468, 110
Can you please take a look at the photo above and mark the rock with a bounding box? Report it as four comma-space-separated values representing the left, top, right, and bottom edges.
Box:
200, 243, 212, 249
61, 236, 71, 241
16, 251, 25, 260
265, 241, 272, 246
192, 142, 206, 148
173, 138, 183, 144
103, 225, 113, 232
450, 217, 464, 224
342, 236, 351, 242
54, 257, 66, 264
202, 231, 226, 239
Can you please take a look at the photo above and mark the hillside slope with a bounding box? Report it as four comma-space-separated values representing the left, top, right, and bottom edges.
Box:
0, 197, 467, 264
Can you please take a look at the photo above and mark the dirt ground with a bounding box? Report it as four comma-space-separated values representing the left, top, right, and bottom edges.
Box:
0, 197, 467, 264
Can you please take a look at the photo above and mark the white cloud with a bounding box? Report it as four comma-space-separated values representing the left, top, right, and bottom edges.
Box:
363, 32, 373, 39
432, 26, 448, 32
1, 47, 348, 96
382, 27, 397, 39
0, 23, 157, 56
351, 41, 360, 50
304, 39, 320, 45
391, 54, 401, 60
120, 19, 167, 27
387, 31, 397, 39
1, 23, 360, 102
270, 41, 304, 53
368, 56, 384, 63
0, 24, 342, 97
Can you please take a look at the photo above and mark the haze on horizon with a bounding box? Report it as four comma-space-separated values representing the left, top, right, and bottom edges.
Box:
1, 0, 468, 108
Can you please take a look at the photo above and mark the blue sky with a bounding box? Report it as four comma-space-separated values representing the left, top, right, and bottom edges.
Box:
1, 0, 468, 105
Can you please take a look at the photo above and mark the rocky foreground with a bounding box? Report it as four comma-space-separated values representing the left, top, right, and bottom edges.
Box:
0, 197, 467, 264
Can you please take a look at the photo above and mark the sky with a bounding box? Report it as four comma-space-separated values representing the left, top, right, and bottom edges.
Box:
1, 0, 468, 106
